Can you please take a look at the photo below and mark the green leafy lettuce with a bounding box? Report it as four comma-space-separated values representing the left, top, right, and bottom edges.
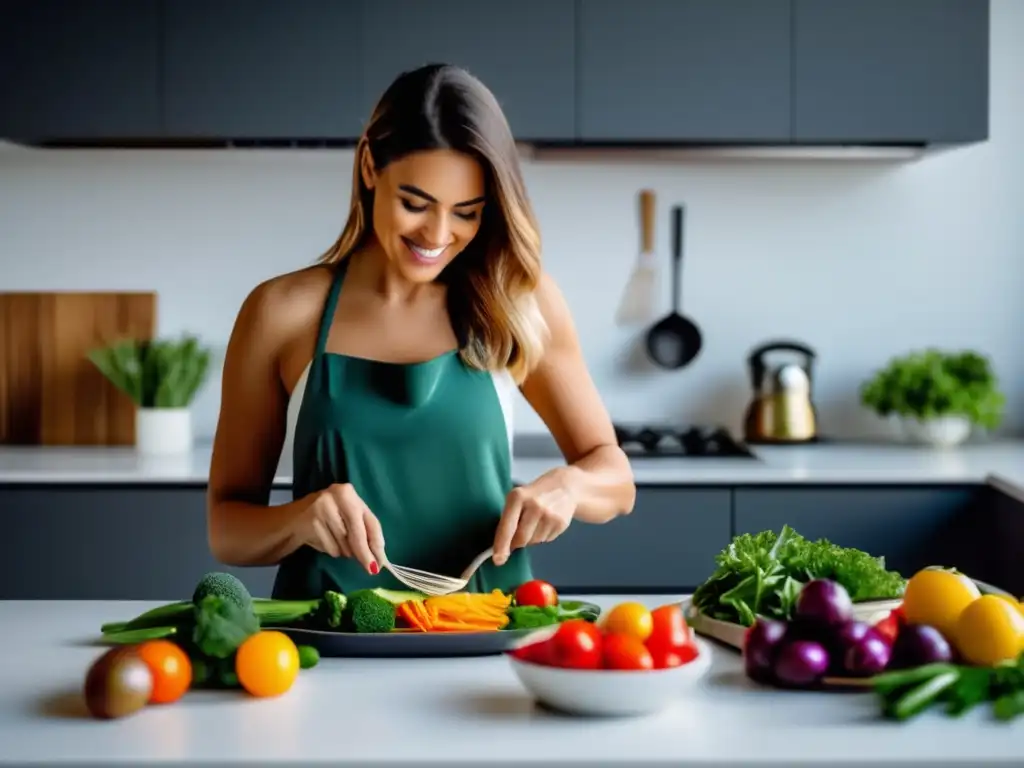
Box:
691, 525, 906, 627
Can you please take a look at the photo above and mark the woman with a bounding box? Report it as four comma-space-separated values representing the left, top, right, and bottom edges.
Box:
206, 64, 635, 600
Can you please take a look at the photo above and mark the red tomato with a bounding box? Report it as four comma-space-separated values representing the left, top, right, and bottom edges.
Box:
645, 604, 693, 653
512, 640, 553, 666
602, 632, 654, 671
515, 580, 558, 608
649, 643, 699, 669
546, 619, 602, 669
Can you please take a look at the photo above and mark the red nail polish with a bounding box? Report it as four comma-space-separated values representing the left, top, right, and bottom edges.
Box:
369, 561, 379, 575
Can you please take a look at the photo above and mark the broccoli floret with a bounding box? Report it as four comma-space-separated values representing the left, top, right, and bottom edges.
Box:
312, 590, 347, 629
192, 594, 259, 658
343, 589, 397, 633
192, 572, 253, 612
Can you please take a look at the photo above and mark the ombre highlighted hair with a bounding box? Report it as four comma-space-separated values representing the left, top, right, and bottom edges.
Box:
317, 64, 548, 384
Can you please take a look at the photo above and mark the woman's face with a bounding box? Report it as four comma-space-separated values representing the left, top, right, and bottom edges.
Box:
364, 148, 487, 284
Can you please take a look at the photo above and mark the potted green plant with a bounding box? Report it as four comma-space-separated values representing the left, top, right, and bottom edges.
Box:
859, 348, 1005, 448
87, 334, 212, 455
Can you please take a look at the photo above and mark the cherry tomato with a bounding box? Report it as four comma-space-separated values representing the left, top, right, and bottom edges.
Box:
649, 643, 699, 669
546, 619, 603, 669
601, 602, 654, 642
602, 632, 654, 670
645, 604, 692, 653
515, 580, 558, 608
136, 640, 192, 704
235, 631, 300, 698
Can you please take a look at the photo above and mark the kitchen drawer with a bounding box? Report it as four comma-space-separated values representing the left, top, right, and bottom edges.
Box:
0, 486, 278, 600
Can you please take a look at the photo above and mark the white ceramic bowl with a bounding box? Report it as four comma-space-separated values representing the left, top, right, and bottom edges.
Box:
507, 637, 712, 717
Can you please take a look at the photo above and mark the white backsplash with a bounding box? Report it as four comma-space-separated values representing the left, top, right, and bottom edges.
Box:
2, 2, 1022, 442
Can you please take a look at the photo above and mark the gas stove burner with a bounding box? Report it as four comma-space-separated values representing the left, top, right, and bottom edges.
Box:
613, 424, 756, 458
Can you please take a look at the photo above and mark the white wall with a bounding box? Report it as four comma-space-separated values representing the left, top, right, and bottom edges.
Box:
2, 1, 1023, 442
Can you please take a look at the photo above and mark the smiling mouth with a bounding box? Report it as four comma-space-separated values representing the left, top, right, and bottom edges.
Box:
403, 238, 449, 262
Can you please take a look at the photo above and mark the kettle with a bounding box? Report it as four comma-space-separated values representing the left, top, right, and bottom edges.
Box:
743, 340, 818, 444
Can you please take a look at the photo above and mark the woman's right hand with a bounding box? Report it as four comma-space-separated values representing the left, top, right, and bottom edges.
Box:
292, 483, 386, 575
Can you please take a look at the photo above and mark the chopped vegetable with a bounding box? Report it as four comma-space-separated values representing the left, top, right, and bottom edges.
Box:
692, 525, 906, 627
504, 600, 601, 630
398, 590, 511, 632
343, 589, 397, 633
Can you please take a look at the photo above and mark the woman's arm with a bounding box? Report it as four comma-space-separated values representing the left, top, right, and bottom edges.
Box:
206, 278, 307, 566
519, 274, 636, 524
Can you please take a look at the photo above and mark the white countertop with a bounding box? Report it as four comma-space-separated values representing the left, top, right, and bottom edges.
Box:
1, 440, 1023, 500
1, 595, 1021, 766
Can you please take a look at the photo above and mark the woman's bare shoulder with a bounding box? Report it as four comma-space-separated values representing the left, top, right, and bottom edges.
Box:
234, 264, 335, 344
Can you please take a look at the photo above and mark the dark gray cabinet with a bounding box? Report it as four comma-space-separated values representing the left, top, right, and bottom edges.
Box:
793, 0, 989, 143
162, 0, 364, 139
733, 486, 980, 580
0, 1, 993, 146
529, 488, 732, 592
0, 0, 161, 140
0, 486, 283, 600
360, 0, 575, 141
576, 0, 792, 142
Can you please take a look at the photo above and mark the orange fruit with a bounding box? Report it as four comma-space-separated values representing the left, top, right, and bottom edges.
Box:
136, 640, 192, 704
235, 631, 300, 698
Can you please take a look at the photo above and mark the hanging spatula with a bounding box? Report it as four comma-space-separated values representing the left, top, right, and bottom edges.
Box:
615, 189, 658, 326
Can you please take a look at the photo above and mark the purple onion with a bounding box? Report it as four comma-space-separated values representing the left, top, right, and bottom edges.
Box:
794, 579, 854, 628
890, 624, 954, 669
843, 631, 893, 677
743, 617, 787, 684
773, 639, 830, 687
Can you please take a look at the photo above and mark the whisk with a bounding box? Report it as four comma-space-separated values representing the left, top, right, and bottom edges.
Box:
379, 547, 495, 596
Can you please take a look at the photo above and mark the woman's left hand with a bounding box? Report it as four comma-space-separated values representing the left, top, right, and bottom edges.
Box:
492, 467, 578, 566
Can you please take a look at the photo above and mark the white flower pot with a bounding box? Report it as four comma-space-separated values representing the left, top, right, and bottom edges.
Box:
900, 415, 972, 448
135, 407, 193, 455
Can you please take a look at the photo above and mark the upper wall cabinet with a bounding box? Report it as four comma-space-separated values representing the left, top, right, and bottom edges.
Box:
360, 0, 576, 141
0, 1, 992, 147
162, 0, 365, 139
576, 0, 793, 142
792, 0, 990, 143
0, 0, 161, 140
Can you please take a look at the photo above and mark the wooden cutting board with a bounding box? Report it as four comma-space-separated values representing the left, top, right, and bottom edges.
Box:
0, 292, 157, 445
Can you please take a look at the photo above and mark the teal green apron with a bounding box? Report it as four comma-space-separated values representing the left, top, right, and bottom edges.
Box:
271, 260, 532, 599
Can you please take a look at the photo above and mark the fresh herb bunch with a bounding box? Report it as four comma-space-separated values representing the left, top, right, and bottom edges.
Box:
691, 525, 906, 627
88, 334, 212, 408
859, 348, 1005, 430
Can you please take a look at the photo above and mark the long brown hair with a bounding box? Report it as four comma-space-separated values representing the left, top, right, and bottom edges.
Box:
317, 64, 548, 384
